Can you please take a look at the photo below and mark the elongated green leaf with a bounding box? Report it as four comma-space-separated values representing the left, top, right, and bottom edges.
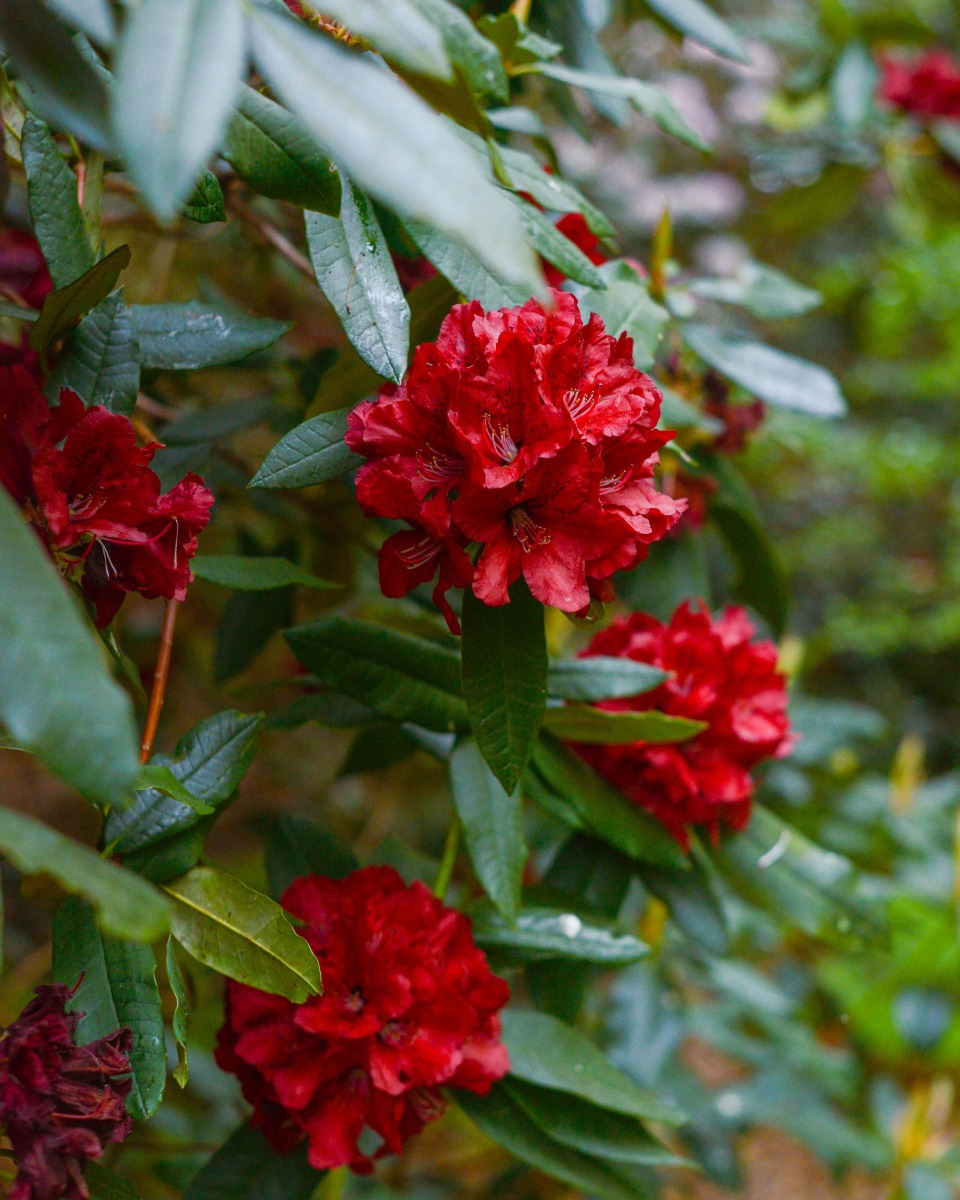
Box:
83, 1163, 141, 1200
461, 583, 547, 794
266, 815, 359, 900
688, 263, 821, 320
402, 217, 530, 310
222, 85, 341, 214
21, 112, 94, 288
0, 4, 111, 151
303, 0, 449, 78
214, 587, 293, 683
0, 807, 168, 941
710, 501, 789, 637
133, 764, 213, 815
29, 245, 131, 359
637, 854, 730, 954
250, 409, 361, 489
542, 704, 705, 745
502, 1009, 681, 1122
183, 170, 226, 223
641, 0, 749, 63
547, 657, 668, 702
533, 62, 709, 150
166, 865, 322, 1001
184, 1121, 323, 1200
248, 8, 541, 293
0, 488, 138, 805
166, 937, 192, 1087
285, 617, 467, 733
530, 735, 687, 869
113, 0, 246, 218
409, 0, 508, 101
473, 904, 649, 964
683, 323, 846, 417
50, 290, 140, 414
44, 0, 116, 45
128, 303, 289, 370
305, 182, 410, 382
191, 555, 336, 591
52, 898, 165, 1119
512, 198, 606, 287
579, 264, 669, 369
450, 739, 526, 922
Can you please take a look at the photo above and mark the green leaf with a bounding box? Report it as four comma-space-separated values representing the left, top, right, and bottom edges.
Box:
682, 323, 846, 417
214, 587, 293, 683
578, 264, 669, 369
402, 217, 531, 310
52, 898, 165, 1120
473, 904, 649, 964
461, 582, 547, 794
285, 617, 467, 733
305, 181, 410, 382
104, 711, 262, 881
113, 0, 246, 218
83, 1163, 140, 1200
0, 3, 111, 151
501, 1008, 681, 1122
547, 657, 668, 702
42, 0, 115, 45
249, 409, 362, 489
183, 170, 226, 223
166, 937, 192, 1088
512, 198, 606, 287
302, 0, 449, 78
265, 815, 359, 900
29, 245, 132, 360
530, 735, 687, 869
0, 807, 169, 941
710, 500, 789, 637
458, 1084, 656, 1200
688, 262, 821, 320
478, 12, 562, 68
21, 112, 95, 288
533, 62, 709, 151
183, 1121, 324, 1200
128, 303, 289, 370
640, 0, 749, 63
542, 704, 705, 744
831, 41, 878, 130
248, 8, 542, 294
191, 555, 336, 591
165, 865, 322, 1001
49, 290, 141, 414
450, 739, 526, 922
409, 0, 508, 101
222, 84, 341, 215
133, 764, 214, 815
0, 487, 139, 805
637, 852, 730, 954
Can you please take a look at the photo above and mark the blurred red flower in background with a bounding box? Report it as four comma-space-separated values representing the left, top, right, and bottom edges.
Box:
880, 49, 960, 120
0, 229, 53, 380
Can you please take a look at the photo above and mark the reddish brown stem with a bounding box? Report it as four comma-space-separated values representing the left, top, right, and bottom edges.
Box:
139, 599, 179, 763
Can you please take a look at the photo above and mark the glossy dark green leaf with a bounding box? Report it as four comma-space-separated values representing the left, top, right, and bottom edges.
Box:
166, 937, 192, 1087
166, 865, 322, 1001
578, 263, 669, 369
303, 0, 449, 77
305, 182, 410, 382
83, 1163, 140, 1200
183, 170, 226, 223
530, 735, 687, 869
409, 0, 508, 101
113, 0, 246, 218
285, 617, 467, 733
248, 8, 541, 294
0, 807, 169, 941
265, 815, 359, 900
133, 764, 214, 814
547, 657, 668, 702
683, 323, 846, 417
461, 583, 547, 794
222, 85, 341, 215
0, 487, 139, 806
512, 197, 606, 287
501, 1008, 681, 1122
473, 904, 649, 964
688, 262, 821, 320
184, 1121, 323, 1200
450, 739, 526, 922
0, 4, 111, 151
542, 704, 705, 745
50, 290, 140, 414
128, 303, 289, 370
640, 0, 749, 62
53, 898, 165, 1120
191, 555, 336, 591
29, 246, 131, 360
21, 112, 95, 288
249, 409, 361, 489
401, 217, 530, 310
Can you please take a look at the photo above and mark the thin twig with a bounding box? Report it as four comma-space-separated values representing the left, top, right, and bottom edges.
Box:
140, 599, 180, 763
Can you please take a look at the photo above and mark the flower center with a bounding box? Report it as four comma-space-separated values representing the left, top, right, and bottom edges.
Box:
600, 468, 630, 495
395, 534, 441, 569
510, 506, 551, 553
564, 388, 596, 422
344, 987, 365, 1014
483, 414, 519, 464
417, 446, 462, 483
378, 1020, 411, 1047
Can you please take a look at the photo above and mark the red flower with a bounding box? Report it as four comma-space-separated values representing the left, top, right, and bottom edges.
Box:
346, 291, 683, 632
880, 49, 960, 120
0, 366, 214, 626
215, 866, 510, 1173
571, 601, 792, 846
0, 230, 53, 310
0, 984, 132, 1200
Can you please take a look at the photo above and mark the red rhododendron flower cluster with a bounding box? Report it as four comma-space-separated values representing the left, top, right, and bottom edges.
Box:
572, 601, 792, 846
346, 290, 683, 631
0, 229, 52, 379
880, 49, 960, 120
216, 866, 510, 1173
0, 366, 214, 625
0, 984, 133, 1200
